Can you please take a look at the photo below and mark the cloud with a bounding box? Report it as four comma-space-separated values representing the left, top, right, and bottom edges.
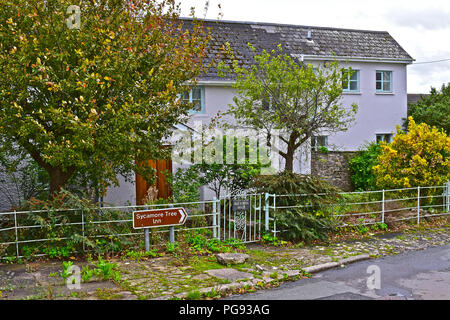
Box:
386, 7, 450, 30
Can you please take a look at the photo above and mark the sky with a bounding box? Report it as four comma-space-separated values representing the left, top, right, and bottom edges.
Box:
177, 0, 450, 93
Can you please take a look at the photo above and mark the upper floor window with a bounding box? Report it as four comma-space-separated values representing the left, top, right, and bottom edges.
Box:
376, 71, 392, 93
376, 133, 393, 143
181, 86, 204, 114
342, 69, 360, 92
311, 135, 328, 151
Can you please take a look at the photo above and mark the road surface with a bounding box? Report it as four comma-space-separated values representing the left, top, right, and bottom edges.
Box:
225, 245, 450, 300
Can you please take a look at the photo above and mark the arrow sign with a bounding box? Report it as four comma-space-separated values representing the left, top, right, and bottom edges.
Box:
133, 207, 188, 229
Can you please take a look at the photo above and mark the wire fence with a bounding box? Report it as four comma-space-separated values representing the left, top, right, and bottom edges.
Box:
0, 182, 449, 261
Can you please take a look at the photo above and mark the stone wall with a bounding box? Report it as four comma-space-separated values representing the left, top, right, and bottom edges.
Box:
311, 151, 357, 192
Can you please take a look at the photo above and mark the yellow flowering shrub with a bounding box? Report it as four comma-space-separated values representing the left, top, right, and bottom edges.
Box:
373, 117, 450, 189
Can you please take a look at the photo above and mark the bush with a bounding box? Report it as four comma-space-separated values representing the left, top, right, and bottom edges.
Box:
348, 142, 382, 191
373, 117, 449, 189
2, 190, 137, 260
276, 208, 337, 243
250, 171, 341, 198
251, 172, 341, 243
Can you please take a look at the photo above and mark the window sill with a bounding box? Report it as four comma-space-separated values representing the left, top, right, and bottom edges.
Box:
343, 91, 362, 95
375, 92, 394, 95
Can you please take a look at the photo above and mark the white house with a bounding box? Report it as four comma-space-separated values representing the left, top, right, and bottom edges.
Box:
103, 18, 414, 205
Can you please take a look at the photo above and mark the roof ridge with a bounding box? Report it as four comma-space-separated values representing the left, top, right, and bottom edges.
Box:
179, 17, 390, 34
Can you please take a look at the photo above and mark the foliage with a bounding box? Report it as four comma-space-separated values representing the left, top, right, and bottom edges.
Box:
170, 131, 265, 200
373, 117, 450, 189
0, 156, 49, 209
348, 142, 382, 191
405, 83, 450, 134
1, 190, 137, 259
218, 44, 357, 171
60, 261, 74, 281
276, 208, 337, 243
261, 232, 287, 246
0, 0, 209, 195
251, 171, 341, 200
183, 230, 245, 254
171, 163, 261, 201
123, 249, 159, 262
251, 172, 340, 243
91, 256, 121, 282
168, 167, 204, 203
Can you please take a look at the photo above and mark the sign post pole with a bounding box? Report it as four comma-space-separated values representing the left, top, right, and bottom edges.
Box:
169, 204, 175, 244
144, 228, 150, 252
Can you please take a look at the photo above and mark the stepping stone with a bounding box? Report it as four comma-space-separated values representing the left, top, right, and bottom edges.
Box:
205, 268, 253, 282
215, 253, 250, 265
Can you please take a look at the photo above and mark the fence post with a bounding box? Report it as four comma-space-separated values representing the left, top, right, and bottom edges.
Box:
212, 197, 217, 240
417, 186, 420, 225
81, 210, 85, 252
272, 194, 277, 238
445, 181, 450, 213
264, 193, 269, 232
381, 189, 385, 224
14, 210, 19, 260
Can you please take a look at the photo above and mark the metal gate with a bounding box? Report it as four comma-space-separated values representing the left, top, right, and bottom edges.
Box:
218, 193, 265, 243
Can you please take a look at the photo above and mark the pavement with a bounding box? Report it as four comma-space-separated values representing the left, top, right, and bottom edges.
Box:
0, 225, 449, 300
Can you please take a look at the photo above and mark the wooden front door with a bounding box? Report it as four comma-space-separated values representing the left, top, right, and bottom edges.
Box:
136, 158, 173, 205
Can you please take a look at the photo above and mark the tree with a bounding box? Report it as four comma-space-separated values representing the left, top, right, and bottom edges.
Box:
373, 117, 450, 189
405, 83, 450, 134
218, 45, 357, 172
171, 133, 263, 200
0, 0, 209, 196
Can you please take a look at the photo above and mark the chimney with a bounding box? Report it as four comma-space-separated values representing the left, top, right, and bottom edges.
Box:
307, 28, 312, 41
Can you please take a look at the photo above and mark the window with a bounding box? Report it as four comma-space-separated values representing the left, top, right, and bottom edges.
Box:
311, 136, 328, 151
181, 86, 204, 114
376, 134, 393, 143
342, 69, 360, 92
376, 71, 392, 92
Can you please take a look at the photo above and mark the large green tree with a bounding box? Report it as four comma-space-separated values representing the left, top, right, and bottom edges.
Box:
0, 0, 209, 196
219, 45, 357, 172
405, 83, 450, 134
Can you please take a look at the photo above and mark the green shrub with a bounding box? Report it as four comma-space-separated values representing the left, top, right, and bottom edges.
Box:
348, 142, 382, 191
276, 208, 337, 243
2, 190, 138, 260
251, 171, 340, 198
251, 172, 340, 243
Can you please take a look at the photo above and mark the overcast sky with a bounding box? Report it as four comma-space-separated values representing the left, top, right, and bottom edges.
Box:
178, 0, 450, 93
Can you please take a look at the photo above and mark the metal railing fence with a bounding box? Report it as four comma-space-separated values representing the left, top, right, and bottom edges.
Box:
0, 182, 449, 260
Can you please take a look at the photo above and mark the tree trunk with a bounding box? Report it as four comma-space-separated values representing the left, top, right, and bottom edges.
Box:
48, 167, 76, 197
284, 147, 295, 172
283, 132, 299, 173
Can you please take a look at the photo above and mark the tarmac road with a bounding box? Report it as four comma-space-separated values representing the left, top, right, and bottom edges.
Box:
224, 244, 450, 300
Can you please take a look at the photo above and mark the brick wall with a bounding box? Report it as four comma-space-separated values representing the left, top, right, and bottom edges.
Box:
311, 150, 357, 192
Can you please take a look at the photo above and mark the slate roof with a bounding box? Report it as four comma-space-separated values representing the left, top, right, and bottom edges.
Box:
181, 18, 414, 81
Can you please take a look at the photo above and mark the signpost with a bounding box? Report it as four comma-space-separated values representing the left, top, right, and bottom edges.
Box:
133, 207, 187, 229
133, 207, 188, 251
